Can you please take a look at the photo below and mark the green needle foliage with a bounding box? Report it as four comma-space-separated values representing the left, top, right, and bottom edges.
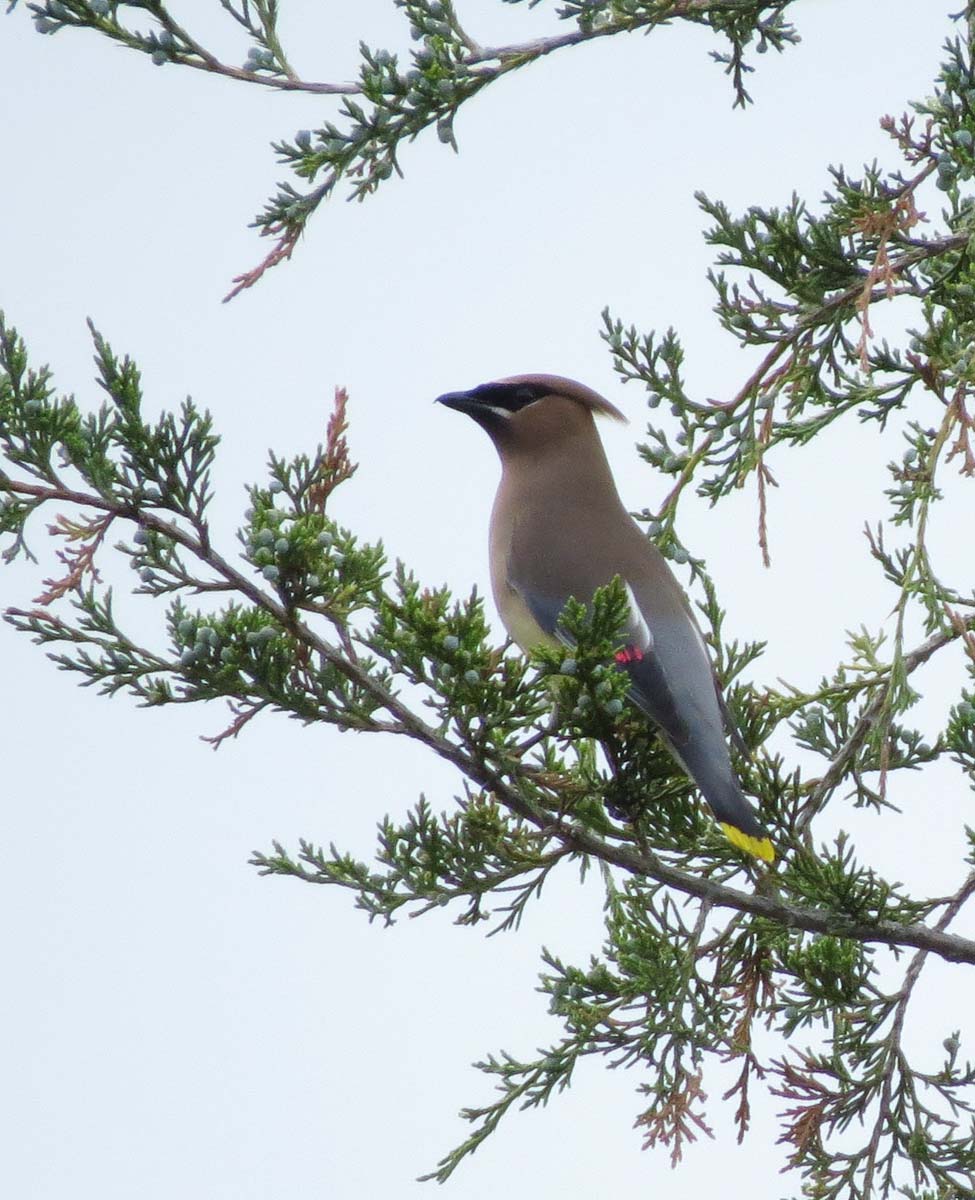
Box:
15, 0, 800, 296
5, 2, 975, 1197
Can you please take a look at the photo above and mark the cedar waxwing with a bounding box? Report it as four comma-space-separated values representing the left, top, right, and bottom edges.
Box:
437, 374, 774, 863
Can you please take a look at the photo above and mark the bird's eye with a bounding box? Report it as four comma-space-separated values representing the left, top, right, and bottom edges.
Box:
512, 387, 539, 406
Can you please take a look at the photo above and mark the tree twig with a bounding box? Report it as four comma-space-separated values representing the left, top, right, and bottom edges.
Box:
4, 474, 975, 966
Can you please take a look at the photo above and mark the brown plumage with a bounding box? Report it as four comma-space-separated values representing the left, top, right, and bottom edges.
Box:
437, 373, 774, 862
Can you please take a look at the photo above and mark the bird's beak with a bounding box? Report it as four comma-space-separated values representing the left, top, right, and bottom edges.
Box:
435, 389, 480, 417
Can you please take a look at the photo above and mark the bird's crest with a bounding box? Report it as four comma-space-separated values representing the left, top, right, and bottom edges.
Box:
493, 374, 628, 423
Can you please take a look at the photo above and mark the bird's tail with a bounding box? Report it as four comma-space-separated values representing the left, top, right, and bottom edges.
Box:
702, 777, 774, 863
668, 739, 774, 863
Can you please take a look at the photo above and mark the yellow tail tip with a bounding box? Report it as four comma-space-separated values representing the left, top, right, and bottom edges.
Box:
720, 823, 775, 864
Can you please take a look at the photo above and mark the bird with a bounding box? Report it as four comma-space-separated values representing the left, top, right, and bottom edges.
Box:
436, 373, 774, 863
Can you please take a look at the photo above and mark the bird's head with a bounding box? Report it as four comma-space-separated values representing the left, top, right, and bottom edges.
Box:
436, 374, 627, 460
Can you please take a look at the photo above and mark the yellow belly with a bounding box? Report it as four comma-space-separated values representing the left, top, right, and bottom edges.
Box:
495, 580, 559, 653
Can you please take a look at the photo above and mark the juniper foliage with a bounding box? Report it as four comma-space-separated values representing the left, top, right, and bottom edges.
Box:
5, 2, 975, 1196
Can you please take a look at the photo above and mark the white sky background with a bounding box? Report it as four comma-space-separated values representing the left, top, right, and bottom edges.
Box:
1, 2, 971, 1197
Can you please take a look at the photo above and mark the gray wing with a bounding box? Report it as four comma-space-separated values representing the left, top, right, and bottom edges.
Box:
510, 576, 691, 748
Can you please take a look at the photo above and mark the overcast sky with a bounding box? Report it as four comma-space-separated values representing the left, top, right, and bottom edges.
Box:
1, 3, 969, 1198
